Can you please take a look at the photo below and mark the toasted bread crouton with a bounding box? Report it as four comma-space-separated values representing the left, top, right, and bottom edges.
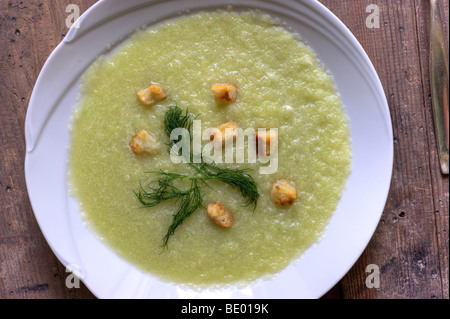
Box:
210, 121, 239, 148
207, 202, 234, 227
130, 130, 160, 155
211, 84, 237, 103
271, 180, 296, 206
256, 130, 278, 156
137, 84, 166, 106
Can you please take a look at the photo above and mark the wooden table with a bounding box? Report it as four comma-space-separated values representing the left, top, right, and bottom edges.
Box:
1, 0, 448, 299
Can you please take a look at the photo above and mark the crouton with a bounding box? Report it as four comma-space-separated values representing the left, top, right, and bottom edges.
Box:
207, 202, 234, 227
256, 129, 278, 156
137, 83, 166, 106
210, 121, 239, 148
211, 84, 237, 103
270, 180, 296, 206
130, 130, 160, 155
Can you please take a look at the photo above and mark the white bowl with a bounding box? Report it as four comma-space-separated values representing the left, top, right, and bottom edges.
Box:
24, 0, 393, 299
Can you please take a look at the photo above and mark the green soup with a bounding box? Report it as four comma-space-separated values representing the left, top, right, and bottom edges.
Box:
68, 10, 352, 288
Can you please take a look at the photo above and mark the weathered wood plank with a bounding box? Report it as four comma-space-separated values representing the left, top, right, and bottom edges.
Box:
413, 0, 449, 299
0, 0, 97, 299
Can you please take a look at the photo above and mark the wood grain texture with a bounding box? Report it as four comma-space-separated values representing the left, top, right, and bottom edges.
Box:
414, 0, 449, 299
0, 0, 97, 299
0, 0, 448, 299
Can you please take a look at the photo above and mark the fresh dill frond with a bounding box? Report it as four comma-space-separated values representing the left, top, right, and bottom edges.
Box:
162, 179, 203, 247
189, 162, 259, 210
136, 171, 204, 248
135, 171, 189, 208
164, 104, 193, 144
163, 104, 259, 208
163, 104, 195, 161
135, 103, 260, 248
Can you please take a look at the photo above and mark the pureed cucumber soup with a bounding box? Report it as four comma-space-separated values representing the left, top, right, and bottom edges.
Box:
68, 10, 352, 287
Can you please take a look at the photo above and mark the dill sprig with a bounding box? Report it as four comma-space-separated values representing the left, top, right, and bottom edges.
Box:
136, 172, 204, 248
135, 172, 189, 207
136, 104, 260, 248
163, 104, 193, 145
162, 179, 203, 247
163, 104, 259, 208
189, 162, 259, 210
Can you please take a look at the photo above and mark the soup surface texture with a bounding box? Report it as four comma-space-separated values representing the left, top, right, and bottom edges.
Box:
68, 10, 352, 287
